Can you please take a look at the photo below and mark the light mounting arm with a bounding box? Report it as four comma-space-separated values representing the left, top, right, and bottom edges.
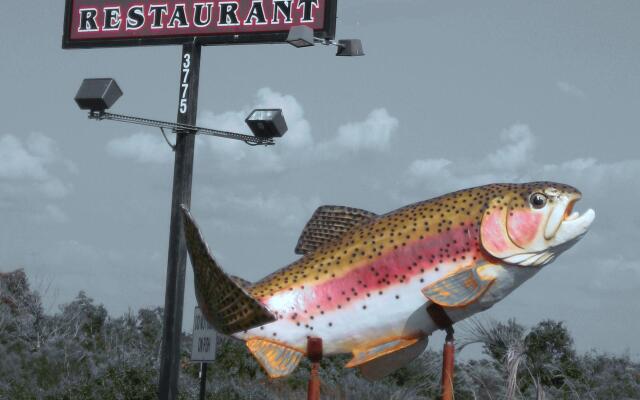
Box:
75, 79, 288, 147
286, 26, 365, 56
88, 110, 275, 146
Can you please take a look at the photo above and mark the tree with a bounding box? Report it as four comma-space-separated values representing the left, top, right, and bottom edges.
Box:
460, 318, 583, 399
460, 318, 528, 399
524, 320, 580, 398
2, 269, 639, 399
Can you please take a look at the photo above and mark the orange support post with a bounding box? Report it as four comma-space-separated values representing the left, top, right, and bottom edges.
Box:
440, 327, 455, 400
307, 337, 323, 400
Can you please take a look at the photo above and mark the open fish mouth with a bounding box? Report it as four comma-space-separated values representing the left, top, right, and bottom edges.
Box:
544, 193, 595, 241
552, 203, 595, 244
564, 199, 578, 220
504, 196, 595, 267
562, 197, 594, 223
565, 211, 581, 220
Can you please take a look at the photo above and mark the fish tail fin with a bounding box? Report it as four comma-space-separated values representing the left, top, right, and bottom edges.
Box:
181, 206, 276, 335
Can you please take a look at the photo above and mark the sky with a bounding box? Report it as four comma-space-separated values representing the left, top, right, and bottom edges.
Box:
1, 1, 639, 358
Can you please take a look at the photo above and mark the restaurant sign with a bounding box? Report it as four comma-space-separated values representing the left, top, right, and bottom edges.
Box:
63, 0, 337, 48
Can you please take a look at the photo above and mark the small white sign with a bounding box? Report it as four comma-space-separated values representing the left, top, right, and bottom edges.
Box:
191, 307, 217, 362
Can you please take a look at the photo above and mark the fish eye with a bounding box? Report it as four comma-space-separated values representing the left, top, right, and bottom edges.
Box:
529, 193, 547, 209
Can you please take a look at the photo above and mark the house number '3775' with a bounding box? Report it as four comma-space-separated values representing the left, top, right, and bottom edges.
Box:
179, 53, 191, 114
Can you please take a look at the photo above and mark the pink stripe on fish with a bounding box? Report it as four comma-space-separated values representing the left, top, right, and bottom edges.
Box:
265, 221, 481, 322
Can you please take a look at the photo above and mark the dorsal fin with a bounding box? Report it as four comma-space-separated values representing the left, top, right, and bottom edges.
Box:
295, 205, 378, 255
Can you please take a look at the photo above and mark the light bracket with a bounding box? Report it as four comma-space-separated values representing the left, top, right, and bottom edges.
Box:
88, 111, 275, 146
287, 26, 365, 57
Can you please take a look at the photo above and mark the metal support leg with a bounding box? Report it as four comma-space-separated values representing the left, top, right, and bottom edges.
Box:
307, 337, 323, 400
441, 327, 455, 400
426, 304, 456, 400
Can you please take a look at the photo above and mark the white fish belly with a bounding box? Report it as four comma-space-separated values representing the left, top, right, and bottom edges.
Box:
235, 262, 466, 354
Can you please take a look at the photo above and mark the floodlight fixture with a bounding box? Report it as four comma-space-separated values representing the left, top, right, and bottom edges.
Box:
286, 26, 315, 48
74, 78, 123, 112
286, 26, 365, 57
245, 109, 288, 139
336, 39, 365, 57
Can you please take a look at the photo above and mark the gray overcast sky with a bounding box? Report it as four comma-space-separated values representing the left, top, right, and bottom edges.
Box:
1, 1, 639, 357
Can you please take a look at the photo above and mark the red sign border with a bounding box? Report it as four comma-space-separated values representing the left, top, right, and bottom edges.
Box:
62, 0, 337, 49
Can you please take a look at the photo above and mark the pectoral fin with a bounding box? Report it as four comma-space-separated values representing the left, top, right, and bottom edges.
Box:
422, 268, 495, 308
246, 339, 303, 379
346, 337, 429, 380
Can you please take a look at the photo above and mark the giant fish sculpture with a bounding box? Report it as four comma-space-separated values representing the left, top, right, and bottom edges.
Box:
182, 182, 594, 380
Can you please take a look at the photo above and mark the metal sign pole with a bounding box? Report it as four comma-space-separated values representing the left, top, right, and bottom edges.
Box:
192, 307, 217, 399
158, 39, 202, 400
199, 362, 208, 400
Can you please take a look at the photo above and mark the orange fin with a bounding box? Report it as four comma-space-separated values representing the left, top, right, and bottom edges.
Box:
346, 337, 420, 369
422, 268, 495, 308
246, 339, 303, 379
359, 338, 429, 380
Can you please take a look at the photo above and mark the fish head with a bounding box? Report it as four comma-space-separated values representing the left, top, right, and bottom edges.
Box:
479, 182, 595, 267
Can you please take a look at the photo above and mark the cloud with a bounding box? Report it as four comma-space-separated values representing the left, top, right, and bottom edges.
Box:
0, 133, 72, 201
0, 134, 52, 180
331, 108, 398, 152
0, 133, 72, 225
542, 157, 640, 193
486, 124, 535, 171
406, 123, 640, 197
557, 81, 586, 98
44, 204, 68, 223
107, 88, 399, 173
201, 90, 398, 169
26, 204, 69, 224
313, 108, 399, 159
586, 256, 640, 294
408, 158, 452, 180
198, 186, 322, 230
39, 179, 71, 199
107, 132, 174, 164
404, 124, 536, 194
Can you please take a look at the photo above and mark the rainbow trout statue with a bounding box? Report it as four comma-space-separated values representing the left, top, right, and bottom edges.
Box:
182, 182, 594, 379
